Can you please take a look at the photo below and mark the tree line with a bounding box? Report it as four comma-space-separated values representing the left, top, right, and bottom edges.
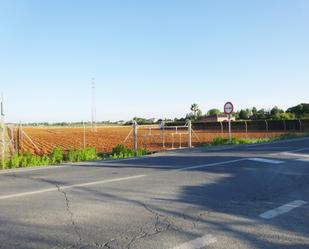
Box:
183, 103, 309, 121
15, 103, 309, 126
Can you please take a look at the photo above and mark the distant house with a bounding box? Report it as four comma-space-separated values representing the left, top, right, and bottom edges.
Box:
202, 114, 235, 123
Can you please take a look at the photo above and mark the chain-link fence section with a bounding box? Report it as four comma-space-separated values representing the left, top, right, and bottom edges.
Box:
1, 119, 308, 157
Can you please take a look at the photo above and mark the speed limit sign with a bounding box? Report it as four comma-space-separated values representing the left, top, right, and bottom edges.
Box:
224, 102, 234, 115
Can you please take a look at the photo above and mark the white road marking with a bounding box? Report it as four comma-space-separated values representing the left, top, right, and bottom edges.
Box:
270, 147, 309, 157
171, 234, 217, 249
259, 200, 307, 219
281, 152, 309, 158
0, 175, 146, 200
248, 158, 284, 164
176, 158, 246, 171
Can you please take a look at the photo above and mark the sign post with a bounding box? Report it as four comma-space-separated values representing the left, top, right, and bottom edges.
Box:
224, 102, 234, 144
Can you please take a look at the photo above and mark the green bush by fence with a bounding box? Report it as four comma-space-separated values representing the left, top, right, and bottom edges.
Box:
111, 144, 147, 159
0, 145, 148, 169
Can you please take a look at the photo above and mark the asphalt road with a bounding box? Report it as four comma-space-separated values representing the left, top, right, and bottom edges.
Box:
0, 137, 309, 249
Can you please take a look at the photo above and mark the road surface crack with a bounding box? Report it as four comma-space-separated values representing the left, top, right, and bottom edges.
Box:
56, 184, 82, 249
91, 238, 117, 249
125, 203, 177, 249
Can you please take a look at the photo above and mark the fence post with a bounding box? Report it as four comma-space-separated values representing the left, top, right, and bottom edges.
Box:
9, 126, 14, 155
83, 121, 86, 148
220, 122, 223, 136
265, 120, 268, 133
188, 120, 192, 148
16, 126, 19, 154
133, 121, 138, 152
283, 120, 286, 131
228, 115, 232, 143
161, 120, 165, 148
299, 119, 302, 132
244, 120, 248, 138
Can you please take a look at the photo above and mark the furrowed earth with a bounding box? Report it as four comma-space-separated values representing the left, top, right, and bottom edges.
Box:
17, 126, 289, 155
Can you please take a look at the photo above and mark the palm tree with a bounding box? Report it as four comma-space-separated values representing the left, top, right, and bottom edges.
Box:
190, 103, 199, 120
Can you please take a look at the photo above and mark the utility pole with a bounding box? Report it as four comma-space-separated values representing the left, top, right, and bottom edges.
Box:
91, 77, 97, 132
1, 94, 5, 166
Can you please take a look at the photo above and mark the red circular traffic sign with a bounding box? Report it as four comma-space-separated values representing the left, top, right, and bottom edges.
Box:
224, 102, 234, 114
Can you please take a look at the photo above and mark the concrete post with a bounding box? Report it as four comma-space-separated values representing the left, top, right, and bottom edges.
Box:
161, 120, 165, 148
188, 120, 192, 148
83, 121, 86, 148
283, 120, 286, 131
228, 115, 232, 143
265, 120, 269, 133
133, 121, 138, 152
244, 120, 248, 138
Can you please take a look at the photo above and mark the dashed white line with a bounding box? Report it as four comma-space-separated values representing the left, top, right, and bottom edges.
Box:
0, 175, 146, 200
171, 234, 217, 249
176, 158, 246, 171
281, 152, 309, 158
248, 158, 284, 164
259, 200, 307, 219
270, 147, 309, 157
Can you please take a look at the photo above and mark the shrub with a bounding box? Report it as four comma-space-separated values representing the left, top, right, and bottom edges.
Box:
211, 137, 229, 145
111, 144, 147, 158
28, 155, 42, 167
210, 136, 272, 146
112, 144, 132, 156
67, 149, 79, 162
51, 147, 63, 164
0, 159, 10, 169
66, 147, 98, 162
80, 147, 97, 161
20, 153, 32, 167
40, 155, 50, 166
9, 153, 21, 168
136, 148, 147, 157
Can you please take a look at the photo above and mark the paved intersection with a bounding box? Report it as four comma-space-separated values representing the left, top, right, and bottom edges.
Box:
0, 137, 308, 249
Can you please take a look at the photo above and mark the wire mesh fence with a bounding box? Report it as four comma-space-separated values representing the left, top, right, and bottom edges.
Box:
0, 119, 308, 159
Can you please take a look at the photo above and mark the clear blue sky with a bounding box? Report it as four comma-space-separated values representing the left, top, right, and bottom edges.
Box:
1, 0, 308, 123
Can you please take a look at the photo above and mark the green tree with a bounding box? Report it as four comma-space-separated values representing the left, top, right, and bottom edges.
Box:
270, 106, 284, 116
252, 107, 258, 115
239, 109, 250, 120
190, 103, 202, 120
278, 112, 296, 120
207, 108, 221, 116
286, 103, 309, 118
